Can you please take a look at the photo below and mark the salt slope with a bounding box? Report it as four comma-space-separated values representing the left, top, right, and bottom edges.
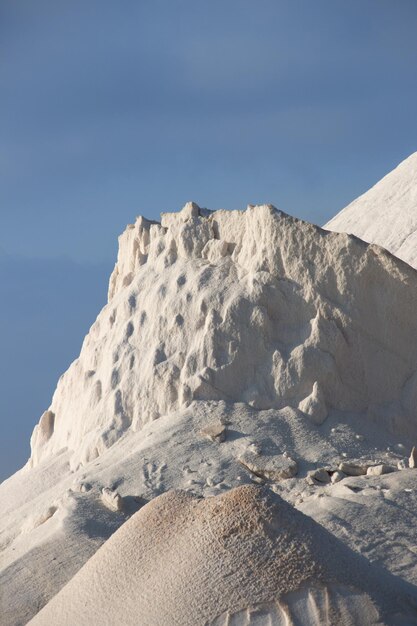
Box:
299, 469, 417, 588
29, 486, 417, 626
5, 398, 416, 625
325, 152, 417, 268
30, 202, 417, 473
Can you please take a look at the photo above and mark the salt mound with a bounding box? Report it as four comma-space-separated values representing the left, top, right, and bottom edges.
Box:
325, 152, 417, 268
29, 486, 417, 626
29, 202, 417, 472
5, 201, 417, 623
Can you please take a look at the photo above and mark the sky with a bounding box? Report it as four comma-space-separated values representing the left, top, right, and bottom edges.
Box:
1, 1, 417, 479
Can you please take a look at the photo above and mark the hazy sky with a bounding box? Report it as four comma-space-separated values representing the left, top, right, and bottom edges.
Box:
1, 1, 417, 479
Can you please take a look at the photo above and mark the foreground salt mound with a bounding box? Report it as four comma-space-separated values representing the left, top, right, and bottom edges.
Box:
6, 398, 417, 625
325, 152, 417, 268
30, 202, 417, 472
29, 486, 417, 626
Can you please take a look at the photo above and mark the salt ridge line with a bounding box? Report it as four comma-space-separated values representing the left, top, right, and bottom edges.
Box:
325, 152, 417, 268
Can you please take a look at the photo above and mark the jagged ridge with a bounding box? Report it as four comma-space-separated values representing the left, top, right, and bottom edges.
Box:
30, 201, 417, 471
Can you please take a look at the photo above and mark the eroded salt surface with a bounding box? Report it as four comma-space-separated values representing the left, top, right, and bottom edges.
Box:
30, 201, 417, 471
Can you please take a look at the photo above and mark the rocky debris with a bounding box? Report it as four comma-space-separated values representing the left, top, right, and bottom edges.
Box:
409, 446, 417, 468
246, 440, 262, 455
72, 481, 92, 493
338, 462, 368, 476
200, 422, 226, 443
36, 507, 57, 527
331, 471, 345, 484
398, 459, 408, 470
306, 468, 331, 485
298, 382, 328, 425
23, 506, 58, 532
249, 474, 266, 485
101, 488, 124, 512
366, 464, 396, 477
205, 475, 223, 487
238, 451, 298, 481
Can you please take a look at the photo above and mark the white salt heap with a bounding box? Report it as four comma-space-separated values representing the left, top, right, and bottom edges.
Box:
2, 187, 417, 624
325, 151, 417, 268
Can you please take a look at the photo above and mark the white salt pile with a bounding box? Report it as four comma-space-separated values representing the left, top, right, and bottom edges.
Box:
3, 159, 417, 625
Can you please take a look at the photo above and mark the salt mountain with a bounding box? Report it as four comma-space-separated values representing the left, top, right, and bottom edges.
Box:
2, 163, 417, 624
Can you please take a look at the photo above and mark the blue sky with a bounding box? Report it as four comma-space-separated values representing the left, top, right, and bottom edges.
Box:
1, 1, 417, 479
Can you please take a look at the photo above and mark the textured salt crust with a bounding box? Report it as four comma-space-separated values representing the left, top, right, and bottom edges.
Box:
28, 486, 417, 626
325, 152, 417, 268
3, 196, 417, 623
29, 201, 417, 472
